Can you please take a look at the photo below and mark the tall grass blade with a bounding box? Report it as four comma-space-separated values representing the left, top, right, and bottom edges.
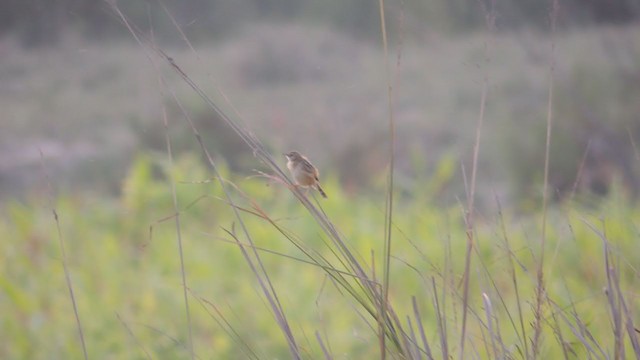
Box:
532, 1, 559, 355
482, 293, 499, 358
316, 330, 333, 360
193, 294, 261, 360
459, 1, 495, 355
160, 93, 194, 359
412, 296, 433, 360
496, 196, 529, 358
544, 295, 570, 360
431, 277, 448, 360
547, 299, 602, 358
39, 150, 89, 360
116, 313, 154, 360
377, 0, 398, 356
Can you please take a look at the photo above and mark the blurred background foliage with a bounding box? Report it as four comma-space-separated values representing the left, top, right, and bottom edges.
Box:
0, 0, 639, 208
3, 0, 640, 45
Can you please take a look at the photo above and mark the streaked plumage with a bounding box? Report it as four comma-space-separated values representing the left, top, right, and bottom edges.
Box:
284, 151, 327, 198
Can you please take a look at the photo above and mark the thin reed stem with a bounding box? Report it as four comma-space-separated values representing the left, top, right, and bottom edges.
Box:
39, 150, 89, 360
459, 2, 495, 357
162, 106, 195, 358
532, 1, 558, 355
377, 0, 401, 357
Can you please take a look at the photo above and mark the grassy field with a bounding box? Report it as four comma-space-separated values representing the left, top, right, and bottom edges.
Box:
1, 152, 639, 358
1, 11, 640, 359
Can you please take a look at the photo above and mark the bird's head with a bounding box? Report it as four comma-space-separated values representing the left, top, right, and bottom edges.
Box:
284, 151, 303, 161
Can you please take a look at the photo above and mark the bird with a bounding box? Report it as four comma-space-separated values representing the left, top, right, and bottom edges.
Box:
284, 151, 328, 198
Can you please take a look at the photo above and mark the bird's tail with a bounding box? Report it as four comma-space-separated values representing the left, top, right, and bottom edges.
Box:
316, 184, 328, 198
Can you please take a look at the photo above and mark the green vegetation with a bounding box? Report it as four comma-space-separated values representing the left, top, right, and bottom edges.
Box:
1, 153, 639, 358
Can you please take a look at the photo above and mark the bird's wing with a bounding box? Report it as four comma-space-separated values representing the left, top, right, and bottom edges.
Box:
302, 159, 319, 178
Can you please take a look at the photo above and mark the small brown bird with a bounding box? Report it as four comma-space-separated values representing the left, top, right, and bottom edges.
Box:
284, 151, 328, 198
